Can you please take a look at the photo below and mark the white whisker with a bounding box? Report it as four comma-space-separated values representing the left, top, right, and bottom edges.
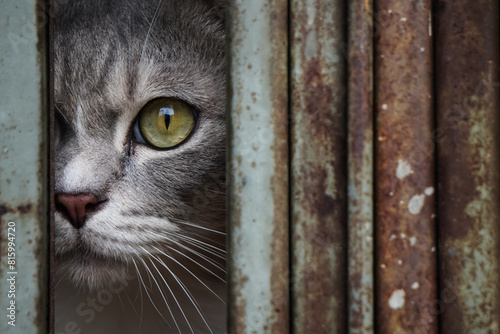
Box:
152, 245, 226, 303
143, 228, 226, 262
169, 232, 226, 260
168, 244, 226, 281
140, 248, 194, 334
143, 230, 226, 274
54, 104, 70, 125
147, 255, 214, 334
171, 218, 226, 235
139, 0, 163, 62
132, 258, 175, 331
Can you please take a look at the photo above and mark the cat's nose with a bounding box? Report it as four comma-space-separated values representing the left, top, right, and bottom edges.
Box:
56, 193, 101, 229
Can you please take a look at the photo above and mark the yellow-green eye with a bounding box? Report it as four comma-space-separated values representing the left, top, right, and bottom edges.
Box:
135, 98, 197, 149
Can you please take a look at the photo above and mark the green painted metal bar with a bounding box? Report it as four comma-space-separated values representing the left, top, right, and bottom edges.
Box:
290, 0, 347, 332
374, 0, 438, 332
0, 0, 50, 333
436, 1, 500, 332
226, 0, 289, 333
347, 0, 374, 332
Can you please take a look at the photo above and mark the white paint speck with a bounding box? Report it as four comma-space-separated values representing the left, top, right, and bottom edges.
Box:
400, 233, 406, 239
409, 237, 417, 246
389, 234, 396, 241
399, 200, 405, 205
388, 289, 406, 309
2, 147, 8, 154
411, 282, 420, 290
424, 187, 434, 196
378, 136, 384, 141
380, 264, 386, 269
420, 47, 425, 52
431, 214, 436, 219
388, 9, 392, 13
382, 104, 388, 110
389, 192, 394, 196
408, 194, 425, 215
396, 159, 413, 179
397, 260, 403, 265
400, 17, 407, 22
431, 246, 436, 252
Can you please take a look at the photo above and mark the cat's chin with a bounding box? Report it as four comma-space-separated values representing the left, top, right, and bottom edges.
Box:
56, 253, 135, 292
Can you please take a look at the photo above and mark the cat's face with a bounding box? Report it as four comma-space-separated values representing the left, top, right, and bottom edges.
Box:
53, 0, 226, 290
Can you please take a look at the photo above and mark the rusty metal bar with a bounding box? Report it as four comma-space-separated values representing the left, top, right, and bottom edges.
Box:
290, 0, 347, 332
435, 1, 500, 332
0, 0, 50, 333
347, 0, 374, 333
374, 1, 438, 332
48, 0, 55, 332
226, 0, 289, 333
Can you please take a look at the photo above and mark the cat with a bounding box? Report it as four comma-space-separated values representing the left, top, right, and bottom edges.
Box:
53, 1, 226, 333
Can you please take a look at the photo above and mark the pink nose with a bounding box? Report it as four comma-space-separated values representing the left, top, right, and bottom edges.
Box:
56, 193, 100, 229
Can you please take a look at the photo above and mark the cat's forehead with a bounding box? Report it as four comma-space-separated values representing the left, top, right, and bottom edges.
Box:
54, 0, 225, 123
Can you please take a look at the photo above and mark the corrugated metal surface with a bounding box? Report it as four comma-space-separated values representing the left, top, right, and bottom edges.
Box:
347, 0, 374, 332
226, 1, 499, 332
290, 0, 347, 332
226, 0, 289, 333
435, 1, 500, 332
0, 0, 49, 333
374, 0, 438, 332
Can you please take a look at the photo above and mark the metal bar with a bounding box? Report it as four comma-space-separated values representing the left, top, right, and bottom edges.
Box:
48, 0, 55, 332
0, 0, 50, 333
226, 0, 289, 332
435, 1, 500, 332
374, 1, 438, 332
289, 0, 347, 332
347, 0, 374, 332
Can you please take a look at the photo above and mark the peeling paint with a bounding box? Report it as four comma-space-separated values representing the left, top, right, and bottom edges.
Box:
408, 194, 425, 215
436, 0, 500, 331
388, 289, 405, 309
424, 187, 434, 196
409, 237, 417, 246
375, 1, 437, 332
396, 159, 413, 179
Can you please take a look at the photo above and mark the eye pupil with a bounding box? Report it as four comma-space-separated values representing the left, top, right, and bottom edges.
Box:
165, 114, 171, 130
159, 106, 174, 130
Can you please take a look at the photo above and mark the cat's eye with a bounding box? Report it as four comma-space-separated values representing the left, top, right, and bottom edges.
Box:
133, 98, 197, 149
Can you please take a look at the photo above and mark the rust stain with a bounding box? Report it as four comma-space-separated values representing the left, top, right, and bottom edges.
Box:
374, 1, 437, 333
269, 0, 289, 332
347, 0, 374, 332
290, 0, 347, 332
226, 1, 246, 331
17, 203, 33, 214
0, 203, 35, 221
436, 0, 500, 332
0, 202, 38, 276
